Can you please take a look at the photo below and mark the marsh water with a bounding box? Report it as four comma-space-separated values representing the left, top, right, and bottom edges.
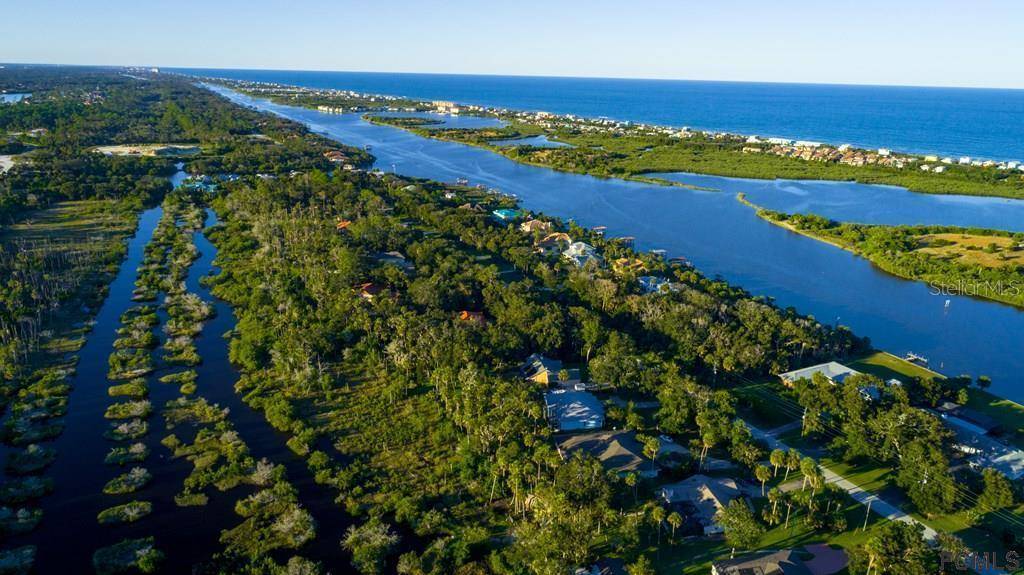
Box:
20, 170, 351, 572
212, 85, 1024, 402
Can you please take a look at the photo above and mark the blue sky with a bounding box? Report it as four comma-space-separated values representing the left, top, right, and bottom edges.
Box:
4, 0, 1023, 89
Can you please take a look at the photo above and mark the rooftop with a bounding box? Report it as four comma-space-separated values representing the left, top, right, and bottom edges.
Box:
544, 389, 605, 432
557, 430, 654, 477
711, 549, 813, 575
778, 361, 860, 385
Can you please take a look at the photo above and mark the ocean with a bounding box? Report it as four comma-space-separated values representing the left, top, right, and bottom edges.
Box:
172, 68, 1024, 161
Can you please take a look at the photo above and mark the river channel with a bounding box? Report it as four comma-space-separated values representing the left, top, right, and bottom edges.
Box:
209, 84, 1024, 402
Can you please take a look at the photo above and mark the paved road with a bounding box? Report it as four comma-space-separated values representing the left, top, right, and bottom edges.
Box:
746, 420, 938, 541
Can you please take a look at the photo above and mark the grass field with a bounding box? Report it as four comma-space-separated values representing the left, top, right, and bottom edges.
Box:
847, 350, 944, 382
917, 233, 1024, 268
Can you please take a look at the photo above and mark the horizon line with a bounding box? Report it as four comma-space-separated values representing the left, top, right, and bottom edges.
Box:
3, 61, 1023, 92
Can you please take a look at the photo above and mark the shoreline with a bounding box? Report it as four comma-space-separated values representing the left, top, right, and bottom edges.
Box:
182, 72, 1024, 166
188, 74, 1024, 200
736, 193, 1024, 311
204, 80, 1024, 415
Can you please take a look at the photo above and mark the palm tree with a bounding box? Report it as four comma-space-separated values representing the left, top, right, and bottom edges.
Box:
667, 511, 683, 542
800, 457, 818, 491
650, 505, 666, 545
784, 450, 801, 482
764, 488, 784, 526
769, 449, 786, 477
755, 464, 772, 496
642, 437, 660, 475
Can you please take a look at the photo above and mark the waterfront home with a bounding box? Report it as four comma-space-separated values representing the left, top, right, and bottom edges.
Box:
637, 275, 672, 294
557, 430, 656, 478
711, 549, 814, 575
563, 241, 602, 269
659, 474, 745, 535
544, 389, 605, 432
491, 208, 524, 223
534, 232, 572, 256
611, 257, 646, 275
778, 361, 859, 386
433, 100, 460, 114
323, 150, 349, 163
778, 361, 887, 401
519, 218, 552, 233
935, 402, 1002, 435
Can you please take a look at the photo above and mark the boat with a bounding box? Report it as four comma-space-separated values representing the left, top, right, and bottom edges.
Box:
364, 144, 372, 151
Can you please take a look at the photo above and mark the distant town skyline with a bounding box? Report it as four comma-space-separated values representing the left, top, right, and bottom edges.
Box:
3, 0, 1024, 90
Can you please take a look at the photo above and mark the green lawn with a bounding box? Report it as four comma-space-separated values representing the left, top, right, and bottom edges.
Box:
847, 351, 944, 383
819, 458, 894, 495
965, 389, 1024, 449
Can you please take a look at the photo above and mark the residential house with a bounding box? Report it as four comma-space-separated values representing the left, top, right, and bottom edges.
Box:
638, 275, 672, 294
778, 362, 859, 386
612, 257, 647, 275
659, 474, 744, 535
521, 353, 562, 380
564, 241, 602, 269
458, 202, 487, 213
336, 219, 353, 231
932, 405, 1024, 480
558, 430, 657, 478
778, 362, 884, 401
356, 283, 383, 300
376, 251, 414, 272
544, 389, 605, 432
535, 232, 572, 256
935, 402, 1002, 435
519, 219, 552, 234
711, 549, 813, 575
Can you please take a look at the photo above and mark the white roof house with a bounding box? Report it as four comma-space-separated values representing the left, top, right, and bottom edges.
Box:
544, 389, 605, 432
638, 276, 672, 294
563, 242, 602, 269
778, 361, 860, 386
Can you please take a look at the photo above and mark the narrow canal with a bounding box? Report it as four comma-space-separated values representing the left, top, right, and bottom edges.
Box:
24, 205, 163, 571
23, 176, 351, 571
